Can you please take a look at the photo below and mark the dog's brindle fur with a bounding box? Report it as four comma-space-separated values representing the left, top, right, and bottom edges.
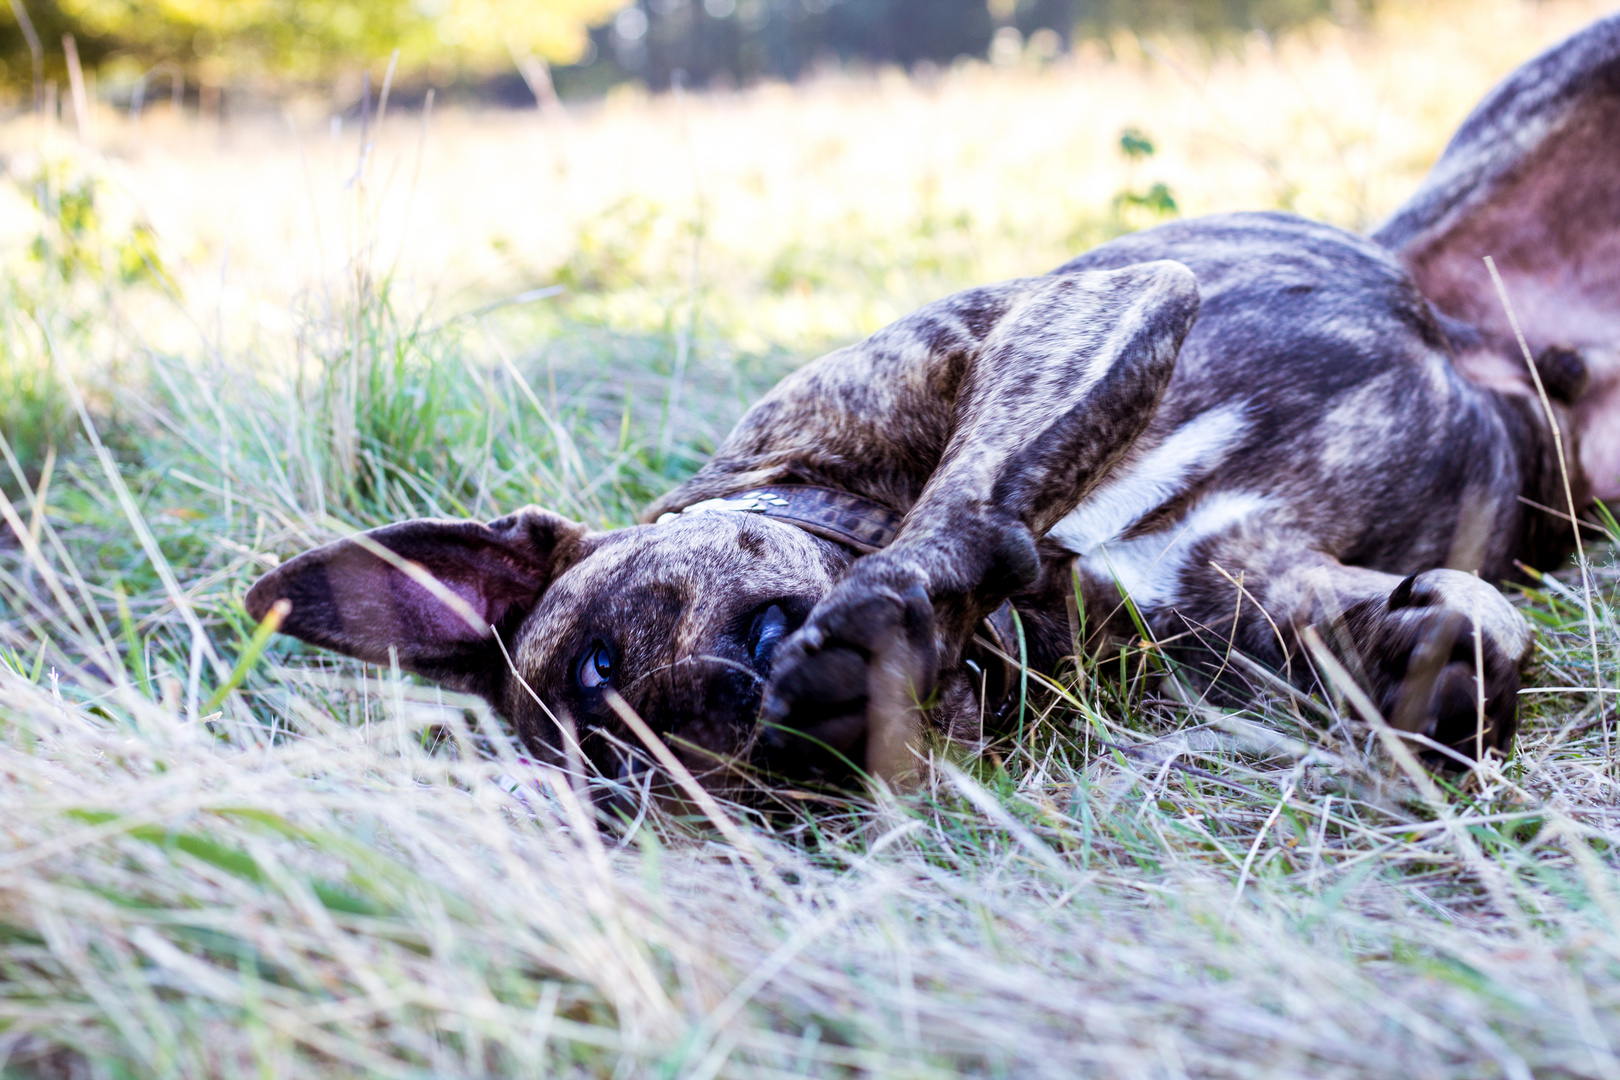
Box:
248, 17, 1620, 786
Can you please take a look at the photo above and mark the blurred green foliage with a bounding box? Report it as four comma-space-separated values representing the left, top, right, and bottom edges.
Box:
25, 161, 169, 287
1, 157, 168, 484
0, 0, 628, 89
1118, 127, 1156, 161
1112, 127, 1179, 227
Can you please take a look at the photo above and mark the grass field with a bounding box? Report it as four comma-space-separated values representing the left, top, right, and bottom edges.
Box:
2, 0, 1619, 1074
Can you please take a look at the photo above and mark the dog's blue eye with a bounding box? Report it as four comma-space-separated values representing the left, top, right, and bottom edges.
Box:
579, 642, 614, 689
751, 604, 791, 667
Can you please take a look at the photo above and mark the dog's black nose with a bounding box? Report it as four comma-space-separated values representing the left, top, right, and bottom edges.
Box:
747, 602, 794, 672
1534, 345, 1589, 403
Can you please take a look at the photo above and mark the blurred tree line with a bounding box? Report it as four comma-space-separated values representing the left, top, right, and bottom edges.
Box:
576, 0, 1369, 94
0, 0, 1366, 106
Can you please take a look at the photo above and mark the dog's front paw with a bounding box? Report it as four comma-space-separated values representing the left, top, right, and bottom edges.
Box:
1341, 569, 1533, 764
758, 561, 938, 775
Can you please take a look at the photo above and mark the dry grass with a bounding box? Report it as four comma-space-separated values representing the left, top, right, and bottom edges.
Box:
1, 0, 1619, 1075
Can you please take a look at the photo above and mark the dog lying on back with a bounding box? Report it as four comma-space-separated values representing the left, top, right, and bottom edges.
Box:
248, 17, 1619, 788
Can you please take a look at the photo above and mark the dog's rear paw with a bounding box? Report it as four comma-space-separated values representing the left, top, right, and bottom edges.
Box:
1340, 569, 1533, 764
758, 562, 938, 775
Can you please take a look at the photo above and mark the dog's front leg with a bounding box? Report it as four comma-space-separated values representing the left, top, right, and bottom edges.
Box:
759, 262, 1200, 767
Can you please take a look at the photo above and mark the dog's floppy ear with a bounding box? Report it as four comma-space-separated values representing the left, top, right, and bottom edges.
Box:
244, 507, 589, 700
1373, 15, 1620, 361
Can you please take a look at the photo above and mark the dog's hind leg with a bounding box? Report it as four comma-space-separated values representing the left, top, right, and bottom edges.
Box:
1131, 532, 1534, 764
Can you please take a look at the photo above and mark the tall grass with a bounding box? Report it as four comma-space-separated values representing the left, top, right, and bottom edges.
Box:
1, 0, 1619, 1074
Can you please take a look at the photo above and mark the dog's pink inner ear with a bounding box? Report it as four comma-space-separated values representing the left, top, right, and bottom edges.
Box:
1399, 92, 1620, 364
245, 508, 588, 690
1374, 22, 1620, 500
1410, 107, 1620, 500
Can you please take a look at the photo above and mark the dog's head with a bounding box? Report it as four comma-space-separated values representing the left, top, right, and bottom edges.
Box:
245, 508, 854, 784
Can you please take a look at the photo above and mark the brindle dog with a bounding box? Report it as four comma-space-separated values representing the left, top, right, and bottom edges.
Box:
248, 16, 1620, 789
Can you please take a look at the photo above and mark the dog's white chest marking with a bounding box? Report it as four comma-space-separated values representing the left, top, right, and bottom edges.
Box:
1048, 404, 1249, 555
1073, 491, 1273, 611
1047, 404, 1260, 611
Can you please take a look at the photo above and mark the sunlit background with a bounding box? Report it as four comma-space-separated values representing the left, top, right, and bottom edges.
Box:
3, 0, 1611, 426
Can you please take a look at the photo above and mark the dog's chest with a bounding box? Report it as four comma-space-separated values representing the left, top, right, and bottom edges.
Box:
1047, 402, 1263, 612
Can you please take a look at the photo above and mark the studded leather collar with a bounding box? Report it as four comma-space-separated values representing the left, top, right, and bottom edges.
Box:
656, 484, 903, 554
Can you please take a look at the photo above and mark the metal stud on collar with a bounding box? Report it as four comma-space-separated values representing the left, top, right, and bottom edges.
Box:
655, 491, 790, 524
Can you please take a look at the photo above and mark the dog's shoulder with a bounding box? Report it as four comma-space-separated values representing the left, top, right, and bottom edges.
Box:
1056, 214, 1452, 410
1052, 212, 1407, 300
